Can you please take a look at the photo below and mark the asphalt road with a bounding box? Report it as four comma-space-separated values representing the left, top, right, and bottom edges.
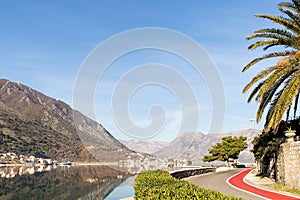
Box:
184, 169, 266, 200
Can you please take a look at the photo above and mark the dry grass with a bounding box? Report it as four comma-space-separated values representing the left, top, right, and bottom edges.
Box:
266, 183, 300, 195
251, 170, 300, 196
251, 169, 259, 175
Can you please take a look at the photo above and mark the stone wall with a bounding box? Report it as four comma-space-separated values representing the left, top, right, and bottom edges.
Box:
170, 167, 216, 179
277, 141, 300, 189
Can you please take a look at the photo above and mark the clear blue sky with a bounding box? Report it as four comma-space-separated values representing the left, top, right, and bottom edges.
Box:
0, 1, 283, 141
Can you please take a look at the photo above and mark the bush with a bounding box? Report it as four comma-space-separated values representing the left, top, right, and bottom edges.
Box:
134, 170, 242, 200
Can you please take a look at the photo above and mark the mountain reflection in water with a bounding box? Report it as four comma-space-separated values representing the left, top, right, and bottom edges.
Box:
0, 165, 131, 200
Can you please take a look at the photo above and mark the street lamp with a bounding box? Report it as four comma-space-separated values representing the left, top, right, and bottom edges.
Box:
249, 119, 256, 129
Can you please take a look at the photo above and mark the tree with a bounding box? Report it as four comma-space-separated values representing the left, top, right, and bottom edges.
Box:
251, 118, 300, 180
202, 136, 247, 163
242, 0, 300, 132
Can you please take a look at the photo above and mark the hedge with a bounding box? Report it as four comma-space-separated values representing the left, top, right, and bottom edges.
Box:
134, 170, 242, 200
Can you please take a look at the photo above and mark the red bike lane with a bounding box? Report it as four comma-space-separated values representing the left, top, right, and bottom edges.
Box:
228, 168, 300, 200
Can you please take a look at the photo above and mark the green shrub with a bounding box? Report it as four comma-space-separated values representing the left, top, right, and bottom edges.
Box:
134, 170, 242, 200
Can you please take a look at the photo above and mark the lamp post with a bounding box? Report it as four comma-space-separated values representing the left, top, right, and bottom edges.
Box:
249, 119, 256, 129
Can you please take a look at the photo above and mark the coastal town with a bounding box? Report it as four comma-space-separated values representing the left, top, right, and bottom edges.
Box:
118, 156, 191, 174
0, 152, 75, 179
0, 151, 192, 178
1, 152, 53, 165
0, 152, 73, 166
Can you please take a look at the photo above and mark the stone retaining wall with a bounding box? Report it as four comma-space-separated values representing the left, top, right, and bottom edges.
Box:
277, 141, 300, 189
170, 167, 216, 179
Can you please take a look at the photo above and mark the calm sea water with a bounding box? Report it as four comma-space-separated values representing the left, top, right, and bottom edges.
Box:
105, 175, 136, 199
0, 165, 134, 200
105, 185, 134, 200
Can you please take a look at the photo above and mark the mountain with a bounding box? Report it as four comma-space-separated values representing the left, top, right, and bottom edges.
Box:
120, 139, 168, 154
0, 79, 261, 165
153, 129, 260, 165
0, 79, 130, 162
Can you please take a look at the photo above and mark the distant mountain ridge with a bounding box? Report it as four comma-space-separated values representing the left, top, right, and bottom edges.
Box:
122, 129, 260, 165
120, 139, 168, 154
0, 79, 129, 162
155, 130, 260, 164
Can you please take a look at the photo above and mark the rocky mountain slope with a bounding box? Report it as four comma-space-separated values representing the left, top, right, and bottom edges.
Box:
123, 129, 260, 165
0, 79, 130, 162
120, 139, 168, 154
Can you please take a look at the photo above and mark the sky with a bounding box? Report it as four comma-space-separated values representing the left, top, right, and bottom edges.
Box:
0, 0, 284, 141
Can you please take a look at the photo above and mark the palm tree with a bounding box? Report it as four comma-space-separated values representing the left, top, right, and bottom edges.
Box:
243, 0, 300, 132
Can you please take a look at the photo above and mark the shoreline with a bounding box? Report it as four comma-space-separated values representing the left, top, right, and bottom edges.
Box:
73, 162, 119, 166
0, 163, 33, 167
0, 162, 119, 167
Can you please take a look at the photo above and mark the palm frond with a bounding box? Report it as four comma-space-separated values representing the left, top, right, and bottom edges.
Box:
255, 65, 297, 101
262, 44, 280, 51
257, 90, 276, 123
294, 91, 300, 117
278, 1, 300, 16
243, 65, 277, 93
256, 68, 297, 121
247, 82, 264, 103
253, 28, 295, 38
254, 14, 300, 34
286, 105, 291, 121
247, 35, 296, 50
248, 39, 283, 50
242, 51, 294, 72
265, 71, 300, 131
265, 88, 283, 126
293, 0, 300, 9
247, 33, 292, 41
278, 7, 300, 25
